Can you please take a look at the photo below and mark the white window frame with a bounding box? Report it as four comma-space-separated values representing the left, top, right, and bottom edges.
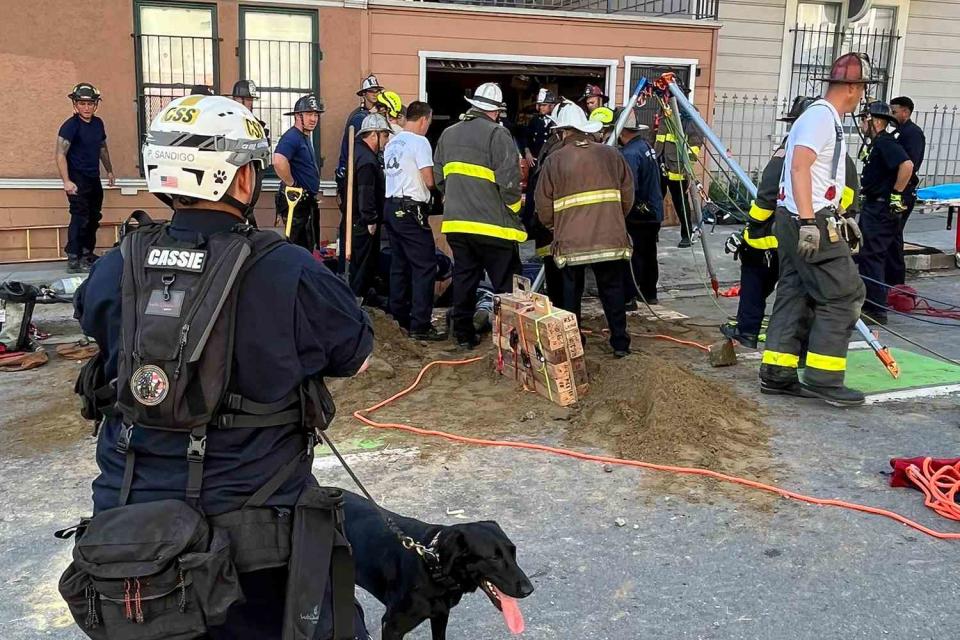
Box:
777, 0, 910, 101
622, 56, 698, 106
417, 51, 619, 107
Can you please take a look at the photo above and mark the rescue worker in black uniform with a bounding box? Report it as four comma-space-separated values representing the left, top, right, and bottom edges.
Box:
68, 95, 373, 639
337, 75, 383, 207
228, 80, 270, 142
524, 88, 559, 167
855, 101, 914, 324
274, 94, 323, 252
617, 104, 664, 308
887, 95, 926, 286
760, 53, 874, 407
341, 113, 391, 303
56, 83, 114, 273
521, 100, 572, 309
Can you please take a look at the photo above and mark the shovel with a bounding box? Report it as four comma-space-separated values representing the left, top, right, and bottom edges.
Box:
283, 186, 304, 239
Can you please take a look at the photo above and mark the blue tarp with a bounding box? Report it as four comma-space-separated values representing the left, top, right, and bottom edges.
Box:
918, 183, 960, 201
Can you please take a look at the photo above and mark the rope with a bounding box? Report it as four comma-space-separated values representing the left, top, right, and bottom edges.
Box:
351, 357, 960, 541
905, 458, 960, 521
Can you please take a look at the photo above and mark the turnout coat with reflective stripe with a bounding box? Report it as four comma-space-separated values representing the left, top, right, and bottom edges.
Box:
654, 118, 703, 181
535, 133, 634, 267
433, 110, 526, 242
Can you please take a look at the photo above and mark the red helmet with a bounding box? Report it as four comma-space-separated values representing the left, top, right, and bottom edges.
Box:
580, 84, 608, 101
816, 52, 878, 84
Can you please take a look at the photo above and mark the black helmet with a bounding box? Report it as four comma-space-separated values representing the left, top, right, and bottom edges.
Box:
230, 80, 259, 100
778, 96, 817, 122
189, 84, 214, 96
284, 94, 324, 116
68, 82, 101, 102
857, 100, 897, 124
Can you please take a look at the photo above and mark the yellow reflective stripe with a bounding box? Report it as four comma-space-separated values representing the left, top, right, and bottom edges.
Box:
553, 189, 622, 212
748, 202, 774, 222
841, 186, 855, 211
690, 146, 701, 157
743, 228, 778, 250
666, 171, 686, 181
507, 199, 522, 214
662, 133, 678, 142
806, 352, 846, 372
443, 161, 495, 182
655, 134, 667, 142
762, 350, 799, 368
536, 244, 551, 257
441, 220, 528, 242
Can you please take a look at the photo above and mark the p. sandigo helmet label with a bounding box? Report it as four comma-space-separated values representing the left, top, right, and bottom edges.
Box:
130, 364, 169, 406
146, 248, 207, 272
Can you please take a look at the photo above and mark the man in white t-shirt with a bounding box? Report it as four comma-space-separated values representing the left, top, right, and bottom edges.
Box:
760, 53, 875, 407
383, 101, 446, 341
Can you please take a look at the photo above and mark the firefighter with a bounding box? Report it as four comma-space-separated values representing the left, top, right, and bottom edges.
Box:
588, 106, 615, 142
856, 101, 914, 324
536, 103, 635, 358
341, 114, 391, 303
434, 82, 526, 350
377, 90, 405, 136
56, 83, 114, 273
579, 84, 608, 116
71, 94, 373, 639
887, 96, 926, 286
655, 106, 703, 248
759, 53, 875, 407
337, 75, 383, 205
523, 88, 559, 166
616, 105, 663, 309
273, 94, 323, 252
228, 80, 258, 110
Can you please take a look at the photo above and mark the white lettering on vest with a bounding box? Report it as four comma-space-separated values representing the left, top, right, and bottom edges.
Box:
145, 248, 207, 272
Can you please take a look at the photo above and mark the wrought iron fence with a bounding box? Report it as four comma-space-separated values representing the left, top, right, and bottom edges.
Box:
134, 33, 220, 154
708, 95, 960, 209
240, 38, 320, 154
789, 24, 900, 101
406, 0, 718, 19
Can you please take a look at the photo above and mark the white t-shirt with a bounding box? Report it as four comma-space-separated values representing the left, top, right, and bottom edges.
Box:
779, 99, 846, 214
384, 131, 433, 203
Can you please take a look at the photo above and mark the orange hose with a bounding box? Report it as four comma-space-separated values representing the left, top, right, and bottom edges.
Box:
351, 358, 960, 540
906, 458, 960, 521
632, 333, 711, 352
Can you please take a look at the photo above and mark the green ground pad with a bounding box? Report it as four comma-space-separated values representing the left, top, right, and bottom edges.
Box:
814, 348, 960, 395
315, 436, 385, 456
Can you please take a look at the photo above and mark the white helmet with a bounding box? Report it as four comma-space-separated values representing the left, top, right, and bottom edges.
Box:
357, 113, 393, 135
466, 82, 504, 112
548, 102, 601, 134
142, 95, 271, 203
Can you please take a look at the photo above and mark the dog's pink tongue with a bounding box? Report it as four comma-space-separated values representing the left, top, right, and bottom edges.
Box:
491, 585, 525, 634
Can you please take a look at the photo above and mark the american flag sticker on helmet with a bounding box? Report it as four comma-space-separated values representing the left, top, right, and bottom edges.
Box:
160, 175, 179, 188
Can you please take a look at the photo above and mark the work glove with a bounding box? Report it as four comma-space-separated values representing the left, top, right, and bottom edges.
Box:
890, 193, 908, 215
840, 216, 862, 255
796, 219, 821, 260
724, 231, 744, 261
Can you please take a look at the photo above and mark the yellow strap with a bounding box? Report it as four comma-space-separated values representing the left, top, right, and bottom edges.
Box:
743, 228, 778, 250
533, 315, 554, 402
507, 199, 522, 214
761, 350, 799, 368
748, 202, 774, 222
806, 352, 846, 372
840, 186, 855, 211
690, 146, 701, 158
441, 219, 528, 242
554, 189, 622, 213
442, 161, 496, 182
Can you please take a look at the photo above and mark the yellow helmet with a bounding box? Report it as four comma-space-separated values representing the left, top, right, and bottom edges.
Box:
377, 91, 404, 119
589, 106, 615, 126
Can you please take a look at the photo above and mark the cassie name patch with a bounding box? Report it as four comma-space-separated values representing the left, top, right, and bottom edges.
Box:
145, 248, 207, 272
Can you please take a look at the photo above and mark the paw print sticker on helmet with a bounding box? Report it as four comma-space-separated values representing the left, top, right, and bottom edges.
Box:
214, 170, 227, 184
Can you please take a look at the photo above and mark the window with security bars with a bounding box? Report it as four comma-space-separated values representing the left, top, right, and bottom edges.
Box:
239, 8, 320, 160
133, 2, 219, 167
790, 4, 899, 102
628, 63, 693, 142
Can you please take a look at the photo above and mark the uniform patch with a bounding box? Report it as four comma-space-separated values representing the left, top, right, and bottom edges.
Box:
130, 364, 169, 406
145, 248, 207, 272
145, 290, 185, 317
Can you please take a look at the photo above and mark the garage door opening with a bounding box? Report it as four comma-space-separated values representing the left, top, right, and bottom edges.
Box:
423, 58, 613, 148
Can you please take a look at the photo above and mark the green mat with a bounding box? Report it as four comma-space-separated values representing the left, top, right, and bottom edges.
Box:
807, 348, 960, 395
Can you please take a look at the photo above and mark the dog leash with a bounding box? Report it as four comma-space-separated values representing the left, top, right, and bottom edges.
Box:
317, 430, 456, 586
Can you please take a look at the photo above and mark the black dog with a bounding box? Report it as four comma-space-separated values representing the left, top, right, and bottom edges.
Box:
342, 490, 534, 640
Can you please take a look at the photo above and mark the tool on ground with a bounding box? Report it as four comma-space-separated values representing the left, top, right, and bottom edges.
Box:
282, 186, 304, 239
659, 74, 899, 378
707, 338, 738, 367
353, 357, 960, 540
344, 126, 356, 286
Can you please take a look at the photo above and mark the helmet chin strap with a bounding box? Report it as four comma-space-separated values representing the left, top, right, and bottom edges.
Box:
220, 165, 264, 225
